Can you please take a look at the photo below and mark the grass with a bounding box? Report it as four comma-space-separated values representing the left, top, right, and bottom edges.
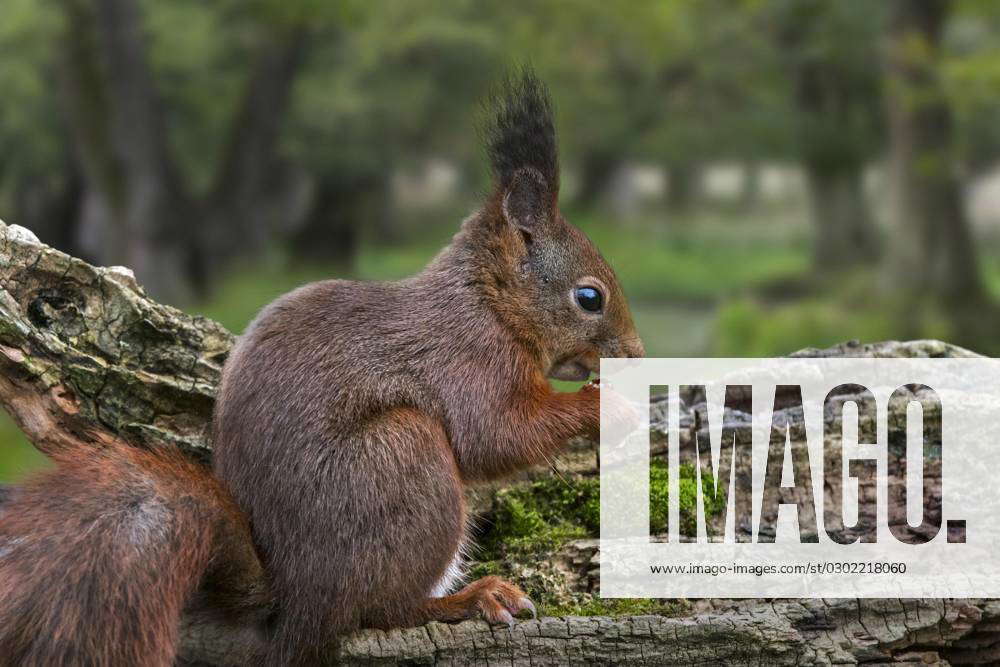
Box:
579, 215, 811, 302
710, 268, 966, 357
981, 254, 1000, 302
0, 416, 48, 483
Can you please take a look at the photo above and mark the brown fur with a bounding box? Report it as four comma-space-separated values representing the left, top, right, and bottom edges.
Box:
0, 70, 642, 666
212, 70, 643, 664
0, 445, 268, 666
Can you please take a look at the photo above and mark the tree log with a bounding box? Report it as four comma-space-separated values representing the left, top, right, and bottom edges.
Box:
2, 219, 997, 665
0, 220, 229, 459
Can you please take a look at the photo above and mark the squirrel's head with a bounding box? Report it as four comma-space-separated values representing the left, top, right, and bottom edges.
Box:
466, 68, 644, 381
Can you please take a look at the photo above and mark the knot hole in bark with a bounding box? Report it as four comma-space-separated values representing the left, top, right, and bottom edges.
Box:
27, 289, 85, 336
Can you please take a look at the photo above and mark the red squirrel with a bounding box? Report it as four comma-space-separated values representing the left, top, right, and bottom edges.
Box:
0, 69, 642, 665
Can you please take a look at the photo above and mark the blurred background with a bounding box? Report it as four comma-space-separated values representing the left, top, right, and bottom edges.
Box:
2, 0, 1000, 479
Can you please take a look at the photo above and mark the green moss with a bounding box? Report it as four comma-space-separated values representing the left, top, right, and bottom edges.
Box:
547, 597, 690, 618
649, 459, 670, 534
481, 461, 727, 554
650, 460, 727, 536
465, 559, 505, 580
479, 475, 600, 559
465, 463, 725, 616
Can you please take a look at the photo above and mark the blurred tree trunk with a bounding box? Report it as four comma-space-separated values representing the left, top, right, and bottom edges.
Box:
666, 163, 701, 213
56, 0, 310, 302
773, 0, 883, 271
739, 159, 761, 212
370, 165, 401, 246
787, 44, 879, 268
11, 155, 82, 259
58, 0, 201, 302
290, 174, 369, 269
884, 0, 981, 299
805, 165, 878, 268
206, 28, 309, 272
573, 149, 620, 210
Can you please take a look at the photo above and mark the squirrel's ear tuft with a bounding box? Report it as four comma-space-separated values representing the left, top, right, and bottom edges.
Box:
484, 67, 559, 223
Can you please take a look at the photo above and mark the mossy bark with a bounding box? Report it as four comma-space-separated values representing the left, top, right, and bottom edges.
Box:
2, 220, 998, 664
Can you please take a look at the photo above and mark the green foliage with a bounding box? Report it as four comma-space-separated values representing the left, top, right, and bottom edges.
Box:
143, 0, 243, 191
1, 0, 998, 215
765, 0, 887, 167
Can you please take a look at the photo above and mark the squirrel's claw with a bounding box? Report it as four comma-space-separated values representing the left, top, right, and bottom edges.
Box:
517, 597, 537, 619
470, 576, 533, 627
497, 609, 515, 629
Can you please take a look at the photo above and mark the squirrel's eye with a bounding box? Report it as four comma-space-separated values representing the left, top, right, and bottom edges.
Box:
575, 286, 603, 313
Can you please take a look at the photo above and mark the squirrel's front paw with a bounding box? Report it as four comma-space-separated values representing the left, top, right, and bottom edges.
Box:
582, 380, 641, 445
471, 576, 536, 628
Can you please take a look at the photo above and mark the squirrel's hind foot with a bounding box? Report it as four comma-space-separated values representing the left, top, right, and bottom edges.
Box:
422, 575, 535, 629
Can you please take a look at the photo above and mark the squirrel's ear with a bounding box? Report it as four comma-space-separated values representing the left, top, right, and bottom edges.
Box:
501, 167, 553, 236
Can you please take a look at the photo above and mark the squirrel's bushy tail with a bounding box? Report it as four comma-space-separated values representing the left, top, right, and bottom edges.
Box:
0, 445, 243, 666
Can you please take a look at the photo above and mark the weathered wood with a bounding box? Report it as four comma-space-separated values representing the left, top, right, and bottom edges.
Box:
2, 218, 998, 665
0, 220, 230, 459
334, 598, 1000, 665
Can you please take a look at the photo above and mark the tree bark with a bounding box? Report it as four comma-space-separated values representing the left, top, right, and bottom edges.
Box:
332, 598, 1000, 665
885, 0, 982, 299
2, 220, 998, 664
0, 220, 228, 459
